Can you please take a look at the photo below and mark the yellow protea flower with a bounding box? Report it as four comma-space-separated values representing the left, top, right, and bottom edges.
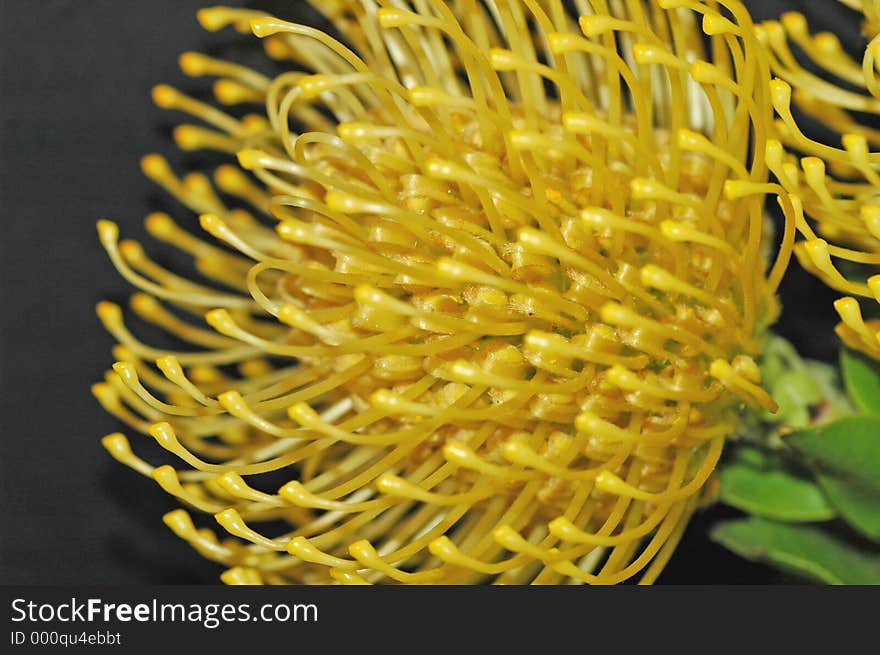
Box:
94, 0, 784, 585
756, 1, 880, 358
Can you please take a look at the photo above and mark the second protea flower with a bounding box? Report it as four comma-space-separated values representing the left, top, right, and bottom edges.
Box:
95, 0, 783, 584
756, 1, 880, 358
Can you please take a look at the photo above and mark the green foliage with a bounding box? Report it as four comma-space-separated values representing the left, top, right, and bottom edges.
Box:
841, 349, 880, 416
786, 416, 880, 489
815, 474, 880, 541
711, 518, 880, 585
711, 340, 880, 584
757, 337, 852, 428
719, 458, 836, 523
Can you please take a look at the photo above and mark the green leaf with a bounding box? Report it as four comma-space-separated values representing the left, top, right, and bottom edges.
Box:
732, 446, 772, 469
711, 517, 880, 585
773, 370, 822, 409
816, 474, 880, 542
718, 464, 835, 522
767, 376, 811, 427
765, 368, 823, 427
841, 349, 880, 416
803, 360, 854, 423
784, 416, 880, 491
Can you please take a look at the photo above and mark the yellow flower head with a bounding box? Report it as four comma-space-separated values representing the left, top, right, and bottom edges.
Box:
95, 0, 783, 584
757, 1, 880, 358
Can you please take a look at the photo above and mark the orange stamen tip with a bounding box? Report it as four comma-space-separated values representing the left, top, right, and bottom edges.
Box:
144, 212, 174, 236
173, 125, 200, 150
249, 17, 285, 38
151, 84, 178, 108
140, 154, 169, 177
96, 219, 119, 245
118, 240, 143, 262
196, 8, 228, 32
95, 301, 121, 322
179, 51, 206, 76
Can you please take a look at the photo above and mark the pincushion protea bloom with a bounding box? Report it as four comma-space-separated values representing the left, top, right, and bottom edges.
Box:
94, 0, 786, 584
756, 1, 880, 359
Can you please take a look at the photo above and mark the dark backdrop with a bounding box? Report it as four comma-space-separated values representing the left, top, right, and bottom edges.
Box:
0, 0, 850, 584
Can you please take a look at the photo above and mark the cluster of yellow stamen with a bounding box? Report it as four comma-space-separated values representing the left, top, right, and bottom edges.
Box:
755, 1, 880, 358
94, 0, 784, 584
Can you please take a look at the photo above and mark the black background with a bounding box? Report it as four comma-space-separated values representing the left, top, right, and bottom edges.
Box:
0, 0, 852, 584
